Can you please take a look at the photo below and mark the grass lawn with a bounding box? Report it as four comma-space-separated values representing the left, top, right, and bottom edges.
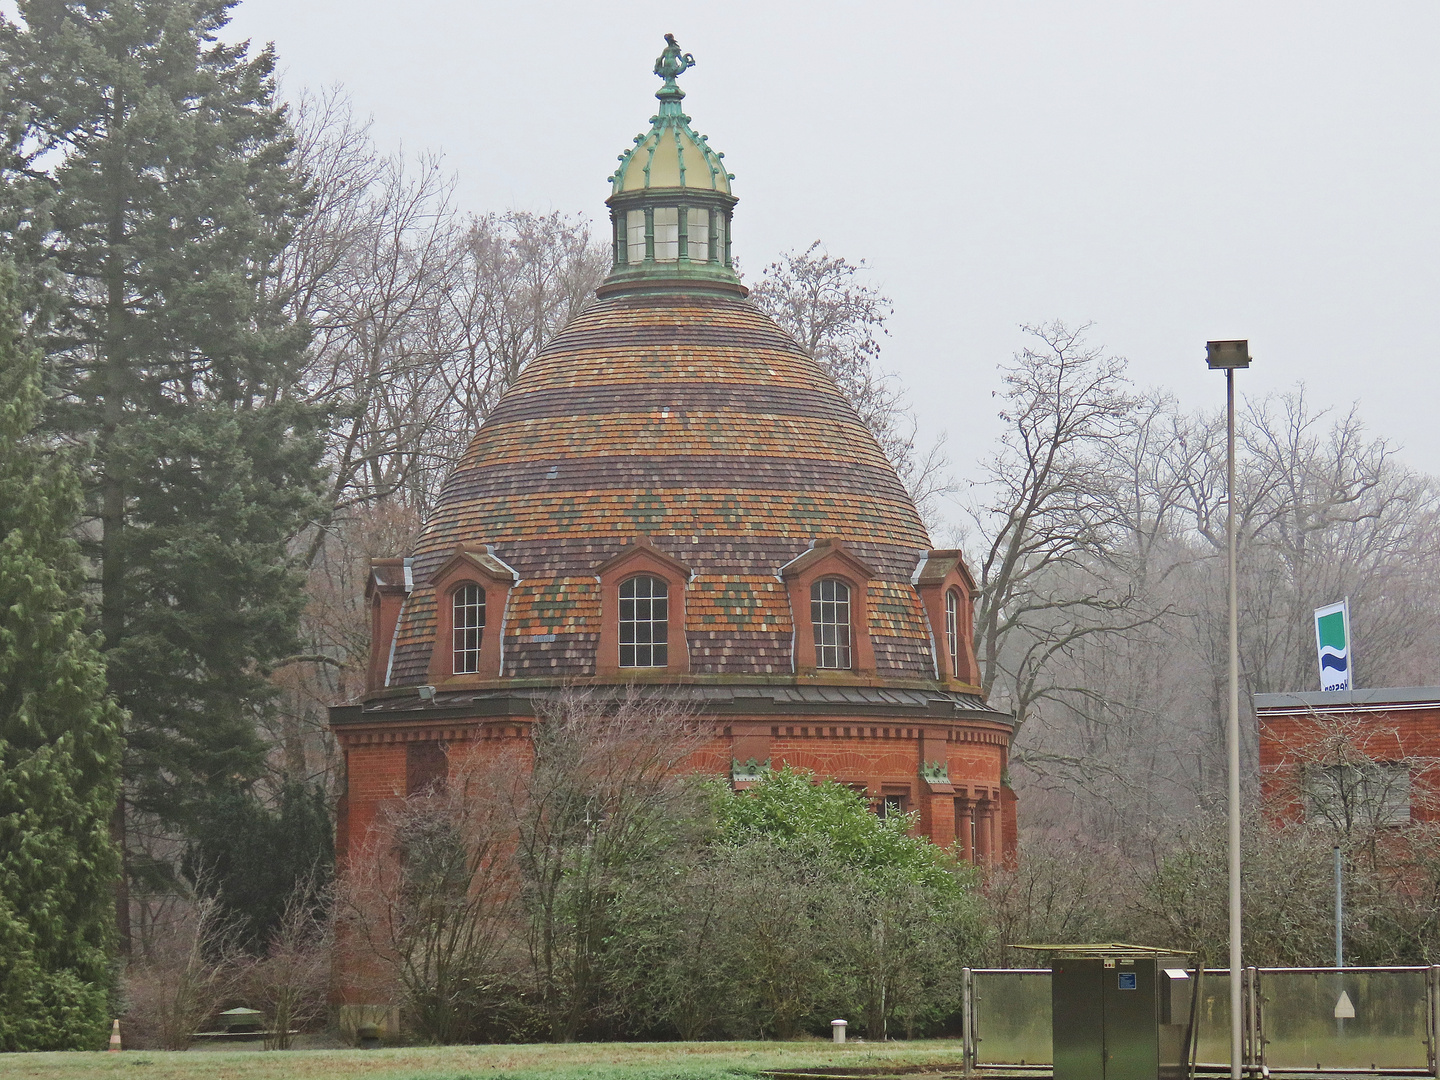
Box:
0, 1039, 970, 1080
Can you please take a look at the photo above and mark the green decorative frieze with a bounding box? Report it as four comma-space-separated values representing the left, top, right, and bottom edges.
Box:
732, 756, 771, 783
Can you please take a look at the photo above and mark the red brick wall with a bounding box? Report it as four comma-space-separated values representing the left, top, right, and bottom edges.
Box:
339, 715, 1013, 867
333, 712, 1014, 1004
339, 744, 407, 862
1258, 703, 1440, 825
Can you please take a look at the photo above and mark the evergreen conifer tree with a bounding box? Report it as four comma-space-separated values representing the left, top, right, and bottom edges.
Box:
0, 264, 123, 1050
1, 0, 325, 945
183, 781, 334, 954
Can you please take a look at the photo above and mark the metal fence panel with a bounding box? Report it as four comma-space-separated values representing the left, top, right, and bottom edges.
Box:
1258, 969, 1430, 1071
965, 965, 1436, 1074
1192, 970, 1235, 1068
972, 968, 1053, 1066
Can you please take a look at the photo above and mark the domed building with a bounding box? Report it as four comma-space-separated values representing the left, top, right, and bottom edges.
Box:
331, 36, 1015, 869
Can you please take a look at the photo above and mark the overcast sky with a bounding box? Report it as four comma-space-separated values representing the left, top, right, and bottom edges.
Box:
226, 0, 1440, 499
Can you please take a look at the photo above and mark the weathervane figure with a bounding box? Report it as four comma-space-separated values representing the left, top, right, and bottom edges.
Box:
654, 33, 696, 91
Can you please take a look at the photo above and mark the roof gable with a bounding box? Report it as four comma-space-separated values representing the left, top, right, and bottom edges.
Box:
778, 538, 877, 582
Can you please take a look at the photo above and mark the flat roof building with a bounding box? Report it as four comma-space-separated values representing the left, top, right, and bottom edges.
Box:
1254, 687, 1440, 830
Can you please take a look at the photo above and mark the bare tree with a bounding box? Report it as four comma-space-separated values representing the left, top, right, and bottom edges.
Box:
968, 322, 1148, 731
1238, 391, 1440, 694
121, 891, 246, 1050
975, 340, 1440, 853
515, 689, 708, 1042
1125, 811, 1344, 966
1263, 708, 1439, 850
982, 836, 1125, 965
750, 242, 954, 524
263, 90, 607, 795
246, 874, 333, 1049
418, 211, 609, 483
264, 500, 422, 793
278, 92, 608, 525
337, 752, 523, 1044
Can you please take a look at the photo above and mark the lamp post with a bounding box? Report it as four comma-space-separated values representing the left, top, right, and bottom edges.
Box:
1207, 338, 1251, 1080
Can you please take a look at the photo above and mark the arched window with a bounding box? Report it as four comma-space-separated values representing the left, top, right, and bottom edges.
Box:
811, 578, 852, 669
945, 588, 961, 678
620, 575, 668, 668
452, 584, 485, 674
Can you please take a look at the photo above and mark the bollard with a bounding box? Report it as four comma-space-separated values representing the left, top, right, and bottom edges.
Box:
831, 1019, 847, 1044
108, 1019, 122, 1052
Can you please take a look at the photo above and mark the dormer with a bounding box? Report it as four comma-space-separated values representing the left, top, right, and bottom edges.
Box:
912, 549, 980, 687
426, 546, 520, 684
365, 558, 411, 692
779, 538, 878, 677
595, 535, 692, 677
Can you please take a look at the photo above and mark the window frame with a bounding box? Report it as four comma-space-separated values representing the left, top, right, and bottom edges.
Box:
945, 588, 961, 678
451, 582, 486, 675
810, 577, 853, 670
1304, 760, 1412, 829
595, 537, 690, 677
879, 791, 909, 819
913, 550, 979, 686
619, 573, 669, 669
624, 208, 647, 265
684, 206, 710, 262
778, 538, 877, 677
652, 206, 680, 262
426, 546, 518, 684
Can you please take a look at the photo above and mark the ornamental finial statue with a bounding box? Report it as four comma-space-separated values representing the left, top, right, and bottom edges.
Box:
654, 33, 695, 102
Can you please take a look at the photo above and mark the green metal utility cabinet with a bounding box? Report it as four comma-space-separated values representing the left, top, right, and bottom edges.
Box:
1044, 945, 1196, 1080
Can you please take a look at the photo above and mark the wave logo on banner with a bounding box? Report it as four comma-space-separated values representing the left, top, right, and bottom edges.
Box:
1315, 600, 1351, 692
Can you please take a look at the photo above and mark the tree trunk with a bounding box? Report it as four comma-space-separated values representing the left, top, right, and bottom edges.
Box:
102, 87, 130, 954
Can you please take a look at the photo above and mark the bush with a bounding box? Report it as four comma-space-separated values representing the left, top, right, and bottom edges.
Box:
607, 769, 987, 1041
121, 894, 247, 1050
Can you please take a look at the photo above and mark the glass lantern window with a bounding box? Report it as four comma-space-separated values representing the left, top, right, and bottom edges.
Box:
653, 207, 679, 262
686, 208, 709, 262
625, 210, 646, 264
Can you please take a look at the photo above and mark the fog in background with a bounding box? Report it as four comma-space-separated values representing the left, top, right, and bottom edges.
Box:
221, 0, 1440, 501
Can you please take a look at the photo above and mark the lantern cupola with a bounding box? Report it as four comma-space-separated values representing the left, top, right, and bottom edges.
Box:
600, 35, 742, 297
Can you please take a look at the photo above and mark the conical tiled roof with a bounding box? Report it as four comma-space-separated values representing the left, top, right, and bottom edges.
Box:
377, 34, 975, 693
386, 290, 939, 686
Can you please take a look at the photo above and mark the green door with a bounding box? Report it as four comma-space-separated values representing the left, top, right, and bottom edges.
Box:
1103, 959, 1159, 1080
1053, 959, 1106, 1080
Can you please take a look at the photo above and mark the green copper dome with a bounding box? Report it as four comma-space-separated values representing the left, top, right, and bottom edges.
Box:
599, 36, 742, 298
608, 36, 734, 196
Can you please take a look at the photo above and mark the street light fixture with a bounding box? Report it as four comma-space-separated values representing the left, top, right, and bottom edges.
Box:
1208, 337, 1250, 1080
1207, 340, 1252, 370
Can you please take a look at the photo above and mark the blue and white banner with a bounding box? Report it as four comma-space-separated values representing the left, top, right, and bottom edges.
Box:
1315, 600, 1352, 692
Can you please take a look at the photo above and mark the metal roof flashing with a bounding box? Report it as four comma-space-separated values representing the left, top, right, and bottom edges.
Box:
1254, 686, 1440, 712
1013, 942, 1196, 957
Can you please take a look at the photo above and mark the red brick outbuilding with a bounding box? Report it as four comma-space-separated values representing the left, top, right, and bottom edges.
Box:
1255, 687, 1440, 827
